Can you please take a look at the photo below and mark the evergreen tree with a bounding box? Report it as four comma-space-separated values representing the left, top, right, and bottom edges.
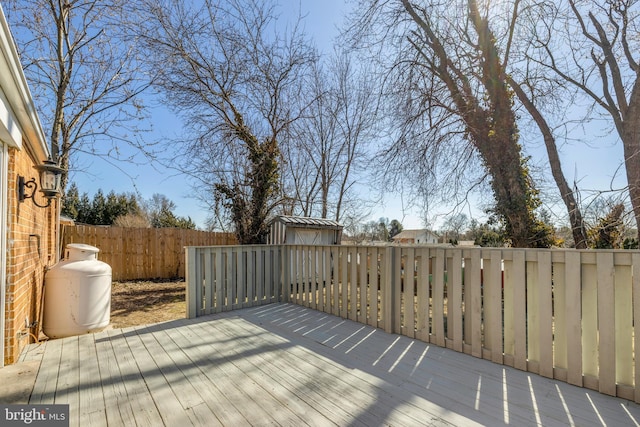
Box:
389, 220, 403, 240
588, 204, 625, 249
76, 193, 91, 224
90, 190, 107, 225
61, 182, 80, 219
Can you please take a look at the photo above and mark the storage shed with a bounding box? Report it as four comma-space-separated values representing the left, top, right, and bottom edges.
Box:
268, 215, 343, 245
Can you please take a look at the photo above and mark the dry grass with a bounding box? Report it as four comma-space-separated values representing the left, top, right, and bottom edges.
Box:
110, 280, 186, 329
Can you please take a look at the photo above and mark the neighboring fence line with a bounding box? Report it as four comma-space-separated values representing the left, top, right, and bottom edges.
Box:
186, 244, 640, 402
62, 224, 236, 280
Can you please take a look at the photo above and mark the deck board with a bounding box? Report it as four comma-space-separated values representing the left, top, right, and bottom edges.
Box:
18, 302, 640, 427
94, 329, 137, 427
77, 333, 107, 427
121, 327, 191, 426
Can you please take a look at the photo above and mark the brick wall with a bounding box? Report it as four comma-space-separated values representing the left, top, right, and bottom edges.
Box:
4, 146, 58, 365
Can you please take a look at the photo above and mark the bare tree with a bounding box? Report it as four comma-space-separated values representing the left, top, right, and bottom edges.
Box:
132, 0, 316, 243
532, 0, 640, 239
5, 0, 151, 190
349, 0, 555, 247
442, 213, 469, 243
282, 62, 336, 218
283, 50, 378, 222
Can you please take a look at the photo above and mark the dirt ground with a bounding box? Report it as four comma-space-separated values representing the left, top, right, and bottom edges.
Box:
109, 280, 186, 329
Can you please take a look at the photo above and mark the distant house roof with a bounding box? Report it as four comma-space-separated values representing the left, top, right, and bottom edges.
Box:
270, 215, 343, 230
392, 229, 439, 243
392, 230, 421, 241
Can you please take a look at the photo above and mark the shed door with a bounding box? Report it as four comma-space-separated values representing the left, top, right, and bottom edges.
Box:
294, 229, 321, 245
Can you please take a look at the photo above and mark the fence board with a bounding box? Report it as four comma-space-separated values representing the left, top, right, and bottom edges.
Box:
512, 250, 527, 371
404, 248, 416, 339
393, 247, 402, 335
331, 246, 339, 316
382, 247, 393, 334
597, 252, 616, 395
552, 256, 567, 377
485, 250, 503, 364
537, 250, 553, 378
357, 248, 365, 324
450, 250, 463, 352
247, 249, 255, 306
310, 246, 317, 310
615, 262, 633, 387
204, 249, 214, 315
467, 250, 482, 358
634, 253, 640, 403
416, 249, 429, 342
62, 225, 236, 280
527, 255, 540, 373
257, 247, 265, 305
565, 251, 583, 387
582, 260, 599, 382
432, 249, 445, 347
341, 248, 348, 319
349, 247, 358, 321
302, 246, 309, 307
370, 248, 379, 328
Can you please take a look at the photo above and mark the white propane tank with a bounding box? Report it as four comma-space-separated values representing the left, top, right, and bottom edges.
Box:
43, 243, 112, 339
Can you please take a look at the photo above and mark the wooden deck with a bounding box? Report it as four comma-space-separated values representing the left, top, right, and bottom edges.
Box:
18, 303, 640, 426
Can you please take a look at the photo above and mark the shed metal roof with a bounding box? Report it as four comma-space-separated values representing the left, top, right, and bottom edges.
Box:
271, 215, 343, 230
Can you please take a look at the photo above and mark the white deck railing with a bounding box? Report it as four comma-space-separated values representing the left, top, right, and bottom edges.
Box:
186, 244, 640, 401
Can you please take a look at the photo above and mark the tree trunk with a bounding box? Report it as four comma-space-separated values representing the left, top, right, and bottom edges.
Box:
507, 76, 588, 248
468, 0, 547, 247
398, 0, 549, 247
622, 90, 640, 241
471, 110, 538, 247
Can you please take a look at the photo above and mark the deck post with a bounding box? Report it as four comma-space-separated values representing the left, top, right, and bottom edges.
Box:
282, 245, 290, 303
382, 245, 398, 334
185, 246, 198, 318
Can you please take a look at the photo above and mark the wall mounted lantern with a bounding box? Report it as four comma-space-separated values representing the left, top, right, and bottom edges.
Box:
18, 158, 65, 208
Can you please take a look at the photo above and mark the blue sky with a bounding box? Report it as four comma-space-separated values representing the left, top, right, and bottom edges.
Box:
67, 0, 431, 230
64, 1, 627, 231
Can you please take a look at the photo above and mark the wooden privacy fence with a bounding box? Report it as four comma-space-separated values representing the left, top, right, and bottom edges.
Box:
62, 225, 236, 280
186, 244, 640, 401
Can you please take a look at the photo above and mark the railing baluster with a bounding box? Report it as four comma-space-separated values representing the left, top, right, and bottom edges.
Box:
450, 249, 463, 352
512, 250, 527, 371
565, 251, 583, 387
359, 247, 368, 325
633, 253, 640, 403
349, 247, 358, 321
369, 247, 379, 328
614, 256, 633, 389
341, 247, 348, 319
404, 247, 415, 339
597, 251, 616, 395
416, 248, 429, 342
537, 250, 553, 378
